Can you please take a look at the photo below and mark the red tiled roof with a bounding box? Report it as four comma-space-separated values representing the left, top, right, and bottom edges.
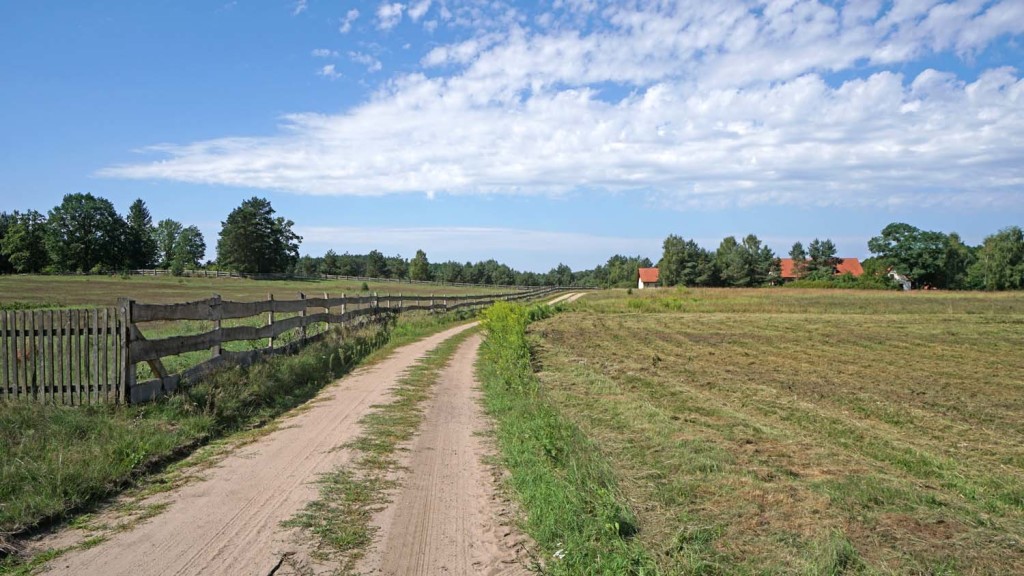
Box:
835, 258, 864, 276
638, 267, 659, 283
778, 258, 863, 279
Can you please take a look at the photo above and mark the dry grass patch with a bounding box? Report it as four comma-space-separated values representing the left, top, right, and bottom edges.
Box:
531, 288, 1024, 574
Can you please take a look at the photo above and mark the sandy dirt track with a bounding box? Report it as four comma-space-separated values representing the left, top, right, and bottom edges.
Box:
39, 293, 583, 576
39, 322, 477, 576
356, 333, 531, 575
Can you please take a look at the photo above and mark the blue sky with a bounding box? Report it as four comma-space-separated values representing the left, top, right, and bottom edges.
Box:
2, 1, 1022, 272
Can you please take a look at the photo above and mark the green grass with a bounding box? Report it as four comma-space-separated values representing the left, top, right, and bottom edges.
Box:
477, 301, 657, 575
285, 325, 477, 571
527, 288, 1024, 574
0, 274, 513, 309
0, 309, 477, 565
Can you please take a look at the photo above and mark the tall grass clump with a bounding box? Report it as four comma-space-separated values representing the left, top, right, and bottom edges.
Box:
478, 302, 656, 575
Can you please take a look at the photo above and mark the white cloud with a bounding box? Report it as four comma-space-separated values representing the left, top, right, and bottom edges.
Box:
316, 64, 342, 79
311, 48, 339, 58
339, 8, 359, 34
349, 51, 383, 72
102, 0, 1024, 210
408, 0, 431, 22
292, 0, 307, 16
376, 2, 404, 30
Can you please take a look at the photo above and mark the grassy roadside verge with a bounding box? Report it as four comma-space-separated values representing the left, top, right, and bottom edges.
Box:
477, 301, 657, 575
0, 309, 477, 566
284, 325, 478, 573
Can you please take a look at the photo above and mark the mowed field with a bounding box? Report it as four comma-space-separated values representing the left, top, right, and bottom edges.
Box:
531, 289, 1024, 574
0, 274, 509, 308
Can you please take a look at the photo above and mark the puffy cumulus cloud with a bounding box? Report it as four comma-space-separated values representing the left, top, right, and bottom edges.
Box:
376, 2, 404, 30
316, 64, 342, 79
101, 0, 1024, 209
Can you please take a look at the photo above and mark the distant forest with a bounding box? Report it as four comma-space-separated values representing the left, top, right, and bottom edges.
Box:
2, 193, 1022, 290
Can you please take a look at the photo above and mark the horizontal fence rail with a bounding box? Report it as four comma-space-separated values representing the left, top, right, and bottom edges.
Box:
1, 286, 560, 405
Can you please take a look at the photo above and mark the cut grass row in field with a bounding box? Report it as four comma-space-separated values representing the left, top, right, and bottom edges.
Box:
0, 308, 478, 565
529, 288, 1024, 574
0, 274, 511, 309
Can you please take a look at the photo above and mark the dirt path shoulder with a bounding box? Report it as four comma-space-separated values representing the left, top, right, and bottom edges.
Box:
356, 333, 531, 576
38, 323, 477, 576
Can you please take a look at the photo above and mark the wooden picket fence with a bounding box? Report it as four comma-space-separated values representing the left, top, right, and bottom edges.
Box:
0, 287, 556, 405
0, 308, 124, 404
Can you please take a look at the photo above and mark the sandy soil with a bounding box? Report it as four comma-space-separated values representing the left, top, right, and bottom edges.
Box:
38, 322, 476, 576
356, 334, 532, 576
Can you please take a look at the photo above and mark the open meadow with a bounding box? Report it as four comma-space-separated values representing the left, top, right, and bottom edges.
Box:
0, 274, 508, 309
530, 288, 1024, 574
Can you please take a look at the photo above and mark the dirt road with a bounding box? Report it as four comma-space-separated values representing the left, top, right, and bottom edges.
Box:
39, 323, 477, 576
356, 333, 530, 575
39, 293, 583, 575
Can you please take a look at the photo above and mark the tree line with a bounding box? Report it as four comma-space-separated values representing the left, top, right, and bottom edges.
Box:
0, 194, 206, 275
3, 193, 1021, 290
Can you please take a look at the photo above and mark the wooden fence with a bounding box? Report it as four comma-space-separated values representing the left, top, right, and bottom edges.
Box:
1, 287, 557, 405
1, 308, 125, 404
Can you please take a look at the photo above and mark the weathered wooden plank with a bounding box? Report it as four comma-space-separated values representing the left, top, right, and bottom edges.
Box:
102, 308, 110, 402
74, 309, 83, 406
43, 311, 52, 401
1, 311, 8, 398
56, 309, 64, 404
28, 312, 37, 399
132, 298, 218, 323
210, 294, 222, 358
89, 308, 97, 402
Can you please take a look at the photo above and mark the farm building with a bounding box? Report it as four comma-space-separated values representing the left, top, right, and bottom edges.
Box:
638, 267, 660, 289
777, 258, 864, 281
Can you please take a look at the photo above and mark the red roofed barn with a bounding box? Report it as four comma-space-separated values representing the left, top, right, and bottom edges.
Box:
638, 267, 660, 290
778, 258, 864, 281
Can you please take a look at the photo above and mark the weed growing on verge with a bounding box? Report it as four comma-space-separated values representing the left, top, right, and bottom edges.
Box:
477, 301, 657, 575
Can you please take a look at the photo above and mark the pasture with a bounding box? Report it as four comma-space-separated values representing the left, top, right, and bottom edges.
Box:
0, 274, 508, 309
531, 288, 1024, 574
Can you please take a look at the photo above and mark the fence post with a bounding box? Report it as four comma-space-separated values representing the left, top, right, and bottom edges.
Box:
399, 293, 403, 311
430, 293, 434, 312
267, 293, 275, 350
341, 293, 346, 318
210, 294, 222, 358
374, 292, 379, 312
118, 298, 134, 404
299, 293, 307, 342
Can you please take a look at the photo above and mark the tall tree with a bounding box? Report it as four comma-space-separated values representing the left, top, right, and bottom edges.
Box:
46, 193, 127, 272
970, 226, 1024, 290
1, 210, 50, 273
868, 223, 950, 288
0, 212, 18, 273
321, 250, 342, 275
807, 238, 840, 277
154, 218, 184, 269
216, 197, 301, 273
365, 250, 387, 278
172, 225, 206, 270
409, 249, 431, 281
124, 198, 159, 269
788, 242, 808, 279
659, 235, 715, 287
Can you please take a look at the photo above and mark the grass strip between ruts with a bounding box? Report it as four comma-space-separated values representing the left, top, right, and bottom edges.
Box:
283, 324, 478, 574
